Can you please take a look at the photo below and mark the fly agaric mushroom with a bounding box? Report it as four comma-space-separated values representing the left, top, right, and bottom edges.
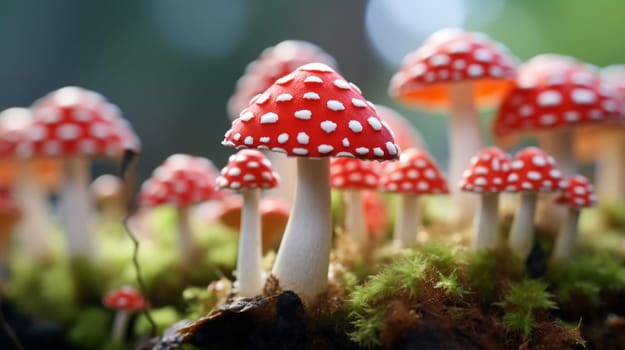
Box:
103, 285, 146, 343
228, 41, 337, 203
139, 154, 222, 266
222, 63, 398, 299
390, 28, 518, 227
216, 149, 279, 297
330, 158, 380, 249
380, 148, 448, 249
460, 147, 511, 250
22, 87, 140, 258
552, 175, 596, 262
505, 147, 564, 258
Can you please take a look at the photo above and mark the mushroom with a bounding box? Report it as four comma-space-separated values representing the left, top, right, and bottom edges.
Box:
216, 149, 279, 297
139, 154, 222, 266
330, 158, 380, 250
23, 87, 140, 258
380, 148, 448, 250
227, 41, 337, 203
222, 63, 398, 299
505, 147, 564, 258
102, 285, 146, 343
459, 147, 511, 250
552, 175, 597, 262
390, 28, 518, 227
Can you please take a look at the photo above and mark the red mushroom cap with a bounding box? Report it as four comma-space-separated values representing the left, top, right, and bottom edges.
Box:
19, 87, 141, 159
139, 154, 222, 207
460, 147, 511, 193
504, 147, 564, 193
223, 63, 399, 160
375, 104, 426, 151
557, 175, 597, 209
216, 149, 279, 190
390, 28, 518, 110
103, 285, 146, 312
493, 55, 621, 146
330, 158, 379, 190
380, 148, 448, 194
227, 40, 337, 120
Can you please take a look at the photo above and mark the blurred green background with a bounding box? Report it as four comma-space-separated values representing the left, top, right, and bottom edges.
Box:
0, 0, 622, 180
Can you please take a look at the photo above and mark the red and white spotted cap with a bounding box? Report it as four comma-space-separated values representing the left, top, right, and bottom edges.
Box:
223, 63, 399, 160
330, 158, 379, 190
139, 154, 222, 207
375, 104, 426, 151
103, 285, 146, 312
389, 28, 518, 110
380, 148, 448, 195
216, 149, 279, 191
227, 40, 337, 120
557, 175, 596, 209
493, 55, 621, 146
18, 86, 141, 159
460, 147, 511, 193
505, 147, 564, 193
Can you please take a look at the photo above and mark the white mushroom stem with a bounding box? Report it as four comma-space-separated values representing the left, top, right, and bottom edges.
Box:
448, 81, 481, 227
343, 189, 367, 249
15, 161, 51, 259
110, 310, 131, 343
236, 188, 264, 297
177, 204, 195, 265
508, 192, 537, 258
552, 208, 580, 262
537, 128, 576, 176
272, 157, 331, 301
61, 157, 95, 258
472, 193, 500, 251
393, 194, 420, 250
595, 131, 625, 202
266, 152, 296, 203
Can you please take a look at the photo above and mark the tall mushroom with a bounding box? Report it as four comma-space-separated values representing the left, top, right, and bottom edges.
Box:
505, 147, 564, 258
23, 87, 141, 258
552, 175, 596, 262
380, 148, 448, 250
222, 63, 398, 299
227, 41, 337, 202
459, 147, 511, 250
330, 158, 380, 250
390, 28, 518, 227
139, 154, 222, 266
216, 149, 279, 297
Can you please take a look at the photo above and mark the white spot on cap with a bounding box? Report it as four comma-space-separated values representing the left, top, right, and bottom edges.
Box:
519, 105, 533, 117
527, 171, 541, 181
537, 90, 562, 106
244, 136, 254, 145
424, 169, 436, 179
373, 147, 384, 157
342, 138, 350, 147
540, 114, 556, 125
386, 142, 397, 155
511, 160, 524, 169
39, 108, 61, 123
297, 132, 310, 144
574, 186, 586, 195
244, 174, 255, 181
402, 182, 412, 190
348, 120, 363, 133
292, 147, 308, 155
564, 111, 580, 122
299, 63, 333, 72
410, 63, 427, 77
418, 181, 429, 191
430, 54, 450, 66
367, 117, 382, 131
255, 92, 271, 105
333, 80, 350, 89
304, 76, 323, 83
320, 120, 337, 133
303, 92, 320, 100
351, 98, 367, 108
571, 88, 596, 104
475, 166, 488, 175
490, 66, 504, 77
228, 167, 241, 176
508, 173, 519, 182
453, 59, 467, 70
260, 137, 270, 143
275, 74, 294, 84
57, 124, 80, 140
276, 93, 293, 102
294, 110, 312, 120
230, 181, 241, 189
474, 48, 493, 62
318, 144, 333, 154
474, 177, 487, 186
239, 111, 254, 122
355, 147, 369, 155
277, 133, 289, 144
30, 125, 47, 141
532, 156, 546, 167
260, 112, 279, 124
407, 170, 418, 179
467, 64, 484, 77
350, 83, 362, 94
43, 140, 61, 155
327, 100, 345, 111
248, 161, 259, 168
448, 41, 471, 53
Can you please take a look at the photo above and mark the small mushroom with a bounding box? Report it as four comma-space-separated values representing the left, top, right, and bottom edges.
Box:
460, 147, 511, 250
103, 285, 146, 343
380, 148, 448, 250
217, 149, 279, 297
552, 175, 596, 262
505, 147, 563, 258
139, 154, 222, 266
330, 158, 380, 250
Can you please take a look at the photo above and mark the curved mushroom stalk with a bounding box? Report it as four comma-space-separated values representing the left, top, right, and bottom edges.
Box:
595, 132, 625, 202
272, 158, 331, 300
177, 205, 195, 266
448, 82, 481, 227
472, 193, 500, 250
61, 157, 95, 258
393, 194, 420, 250
15, 161, 51, 259
552, 208, 580, 262
344, 189, 367, 249
237, 188, 264, 297
508, 193, 537, 258
111, 310, 131, 343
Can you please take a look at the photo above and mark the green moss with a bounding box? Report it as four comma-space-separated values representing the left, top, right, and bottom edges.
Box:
497, 280, 557, 339
434, 271, 466, 301
136, 307, 180, 336
67, 307, 112, 350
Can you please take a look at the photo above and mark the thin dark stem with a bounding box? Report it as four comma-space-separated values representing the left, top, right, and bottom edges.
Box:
0, 295, 23, 350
